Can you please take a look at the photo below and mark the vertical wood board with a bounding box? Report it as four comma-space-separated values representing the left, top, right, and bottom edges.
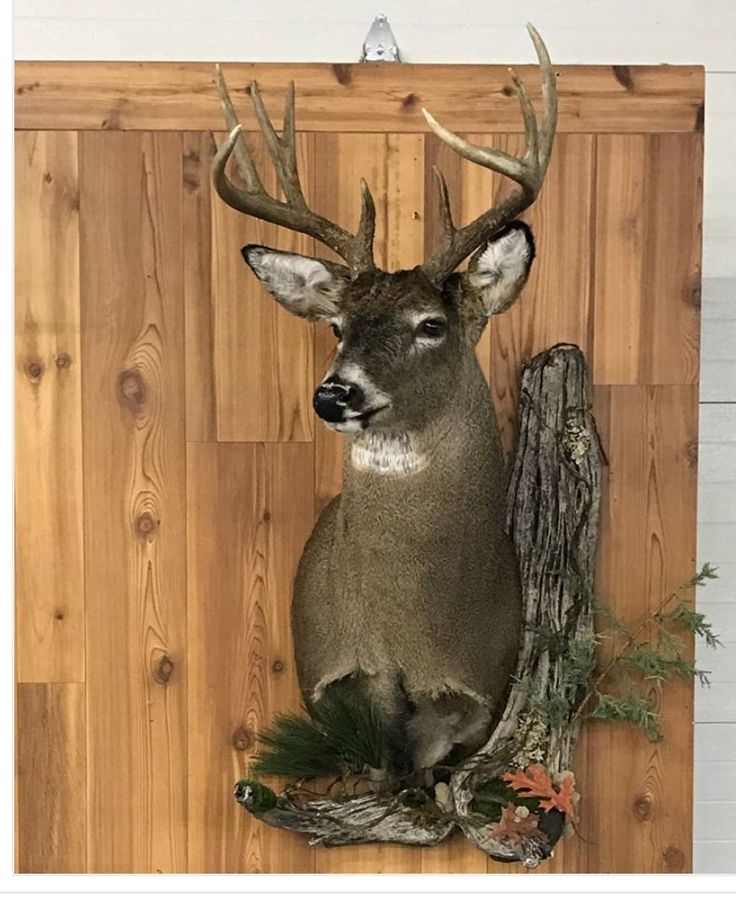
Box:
79, 130, 188, 873
15, 130, 85, 683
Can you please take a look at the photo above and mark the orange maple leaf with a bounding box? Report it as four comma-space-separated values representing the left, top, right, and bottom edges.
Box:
503, 763, 555, 797
502, 764, 577, 823
538, 773, 577, 821
490, 803, 545, 846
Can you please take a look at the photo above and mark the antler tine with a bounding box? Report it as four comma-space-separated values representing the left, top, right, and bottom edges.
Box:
508, 66, 539, 172
357, 178, 377, 253
527, 22, 557, 168
432, 166, 456, 242
214, 64, 264, 194
420, 23, 558, 284
249, 80, 305, 208
211, 66, 376, 274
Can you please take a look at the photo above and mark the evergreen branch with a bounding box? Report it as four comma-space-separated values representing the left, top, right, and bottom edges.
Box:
658, 602, 723, 649
594, 601, 631, 637
588, 692, 663, 742
572, 563, 719, 723
619, 644, 710, 685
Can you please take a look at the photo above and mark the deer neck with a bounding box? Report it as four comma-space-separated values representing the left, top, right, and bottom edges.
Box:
348, 428, 434, 477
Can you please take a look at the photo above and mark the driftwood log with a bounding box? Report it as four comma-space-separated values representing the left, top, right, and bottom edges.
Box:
234, 343, 603, 867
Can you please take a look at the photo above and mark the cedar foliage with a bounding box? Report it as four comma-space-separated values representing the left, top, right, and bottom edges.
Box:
572, 562, 721, 741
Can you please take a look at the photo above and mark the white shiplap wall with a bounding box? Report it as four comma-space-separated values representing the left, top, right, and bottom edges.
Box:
14, 0, 736, 874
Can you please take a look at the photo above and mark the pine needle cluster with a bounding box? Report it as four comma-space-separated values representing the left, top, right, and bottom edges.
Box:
251, 690, 386, 780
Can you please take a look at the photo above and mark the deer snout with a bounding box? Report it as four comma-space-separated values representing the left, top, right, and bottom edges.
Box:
313, 380, 365, 423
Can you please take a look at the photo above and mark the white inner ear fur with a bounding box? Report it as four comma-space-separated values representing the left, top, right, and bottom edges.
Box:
467, 227, 533, 316
246, 248, 346, 318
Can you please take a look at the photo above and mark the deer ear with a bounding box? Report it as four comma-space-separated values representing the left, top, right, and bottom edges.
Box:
464, 222, 535, 317
242, 245, 350, 319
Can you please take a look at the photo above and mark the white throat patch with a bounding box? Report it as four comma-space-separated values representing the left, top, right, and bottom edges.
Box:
350, 430, 427, 476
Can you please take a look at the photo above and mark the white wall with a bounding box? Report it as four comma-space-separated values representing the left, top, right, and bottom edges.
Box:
14, 0, 736, 874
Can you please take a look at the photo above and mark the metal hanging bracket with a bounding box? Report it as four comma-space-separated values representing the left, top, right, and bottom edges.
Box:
361, 14, 402, 62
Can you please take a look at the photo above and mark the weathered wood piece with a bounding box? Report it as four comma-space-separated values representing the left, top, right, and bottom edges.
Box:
234, 343, 603, 867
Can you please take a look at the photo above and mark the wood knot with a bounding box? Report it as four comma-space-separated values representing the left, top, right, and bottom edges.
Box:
55, 352, 72, 369
613, 65, 634, 92
271, 658, 285, 673
153, 654, 174, 684
332, 64, 352, 86
183, 150, 201, 193
685, 439, 698, 468
136, 511, 158, 540
16, 80, 40, 95
621, 215, 641, 240
25, 357, 44, 381
632, 792, 653, 821
43, 172, 53, 184
686, 279, 702, 309
695, 102, 704, 133
262, 510, 271, 524
663, 844, 685, 872
401, 92, 419, 111
54, 609, 65, 621
117, 368, 147, 413
232, 725, 254, 751
501, 84, 514, 97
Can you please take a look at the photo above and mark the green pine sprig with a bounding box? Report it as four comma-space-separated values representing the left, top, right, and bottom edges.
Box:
251, 690, 385, 780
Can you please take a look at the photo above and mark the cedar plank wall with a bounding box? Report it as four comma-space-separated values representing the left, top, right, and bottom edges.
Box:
15, 62, 703, 873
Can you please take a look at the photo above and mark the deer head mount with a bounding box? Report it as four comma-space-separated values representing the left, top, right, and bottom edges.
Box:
212, 27, 558, 775
213, 24, 556, 436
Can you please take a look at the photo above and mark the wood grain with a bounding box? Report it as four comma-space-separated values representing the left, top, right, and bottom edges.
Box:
80, 131, 187, 872
593, 134, 702, 386
186, 442, 314, 873
212, 132, 314, 442
183, 131, 217, 441
15, 62, 704, 134
588, 384, 698, 872
16, 684, 86, 872
486, 133, 596, 455
15, 130, 85, 683
387, 133, 425, 270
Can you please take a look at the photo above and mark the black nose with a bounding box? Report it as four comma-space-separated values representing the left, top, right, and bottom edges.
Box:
313, 381, 364, 422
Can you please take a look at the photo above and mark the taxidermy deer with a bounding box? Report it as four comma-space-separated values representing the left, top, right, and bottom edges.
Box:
213, 25, 557, 775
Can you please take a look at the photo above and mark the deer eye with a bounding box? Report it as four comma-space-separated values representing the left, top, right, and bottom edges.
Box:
330, 323, 342, 340
417, 318, 446, 338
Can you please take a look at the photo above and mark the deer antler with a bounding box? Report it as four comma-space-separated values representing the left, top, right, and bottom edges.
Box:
420, 24, 558, 285
212, 65, 377, 275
